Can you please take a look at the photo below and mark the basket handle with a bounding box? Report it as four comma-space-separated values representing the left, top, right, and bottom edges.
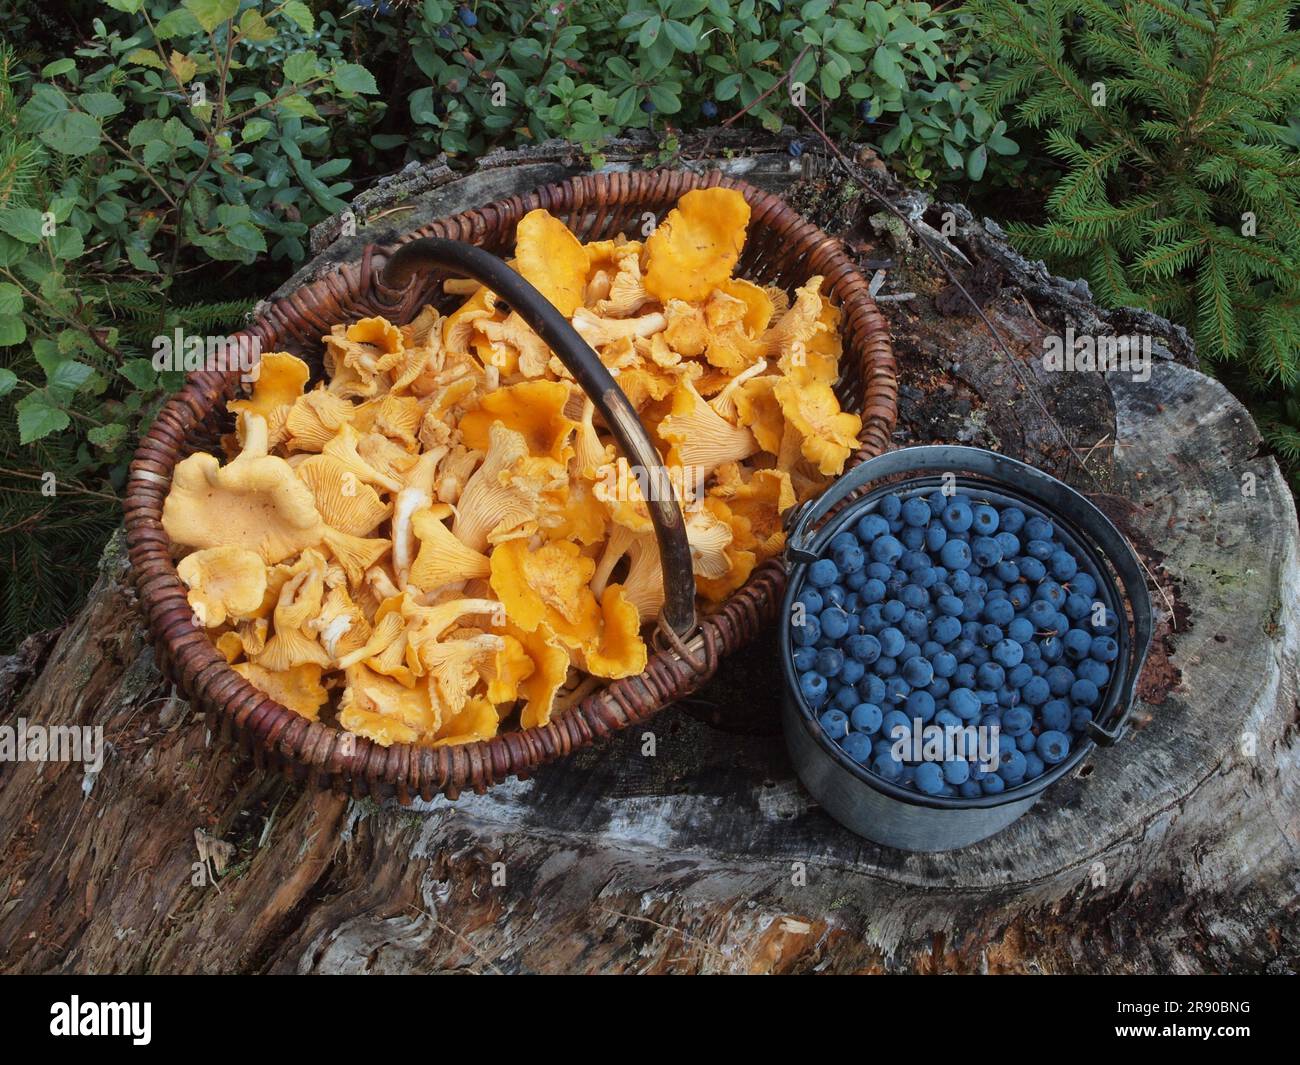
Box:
379, 236, 698, 642
786, 445, 1153, 746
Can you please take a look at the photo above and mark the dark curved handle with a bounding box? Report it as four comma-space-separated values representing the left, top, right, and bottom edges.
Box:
787, 445, 1153, 746
379, 236, 697, 640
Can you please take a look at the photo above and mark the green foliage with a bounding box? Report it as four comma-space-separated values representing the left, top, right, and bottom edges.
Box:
401, 0, 1010, 186
967, 0, 1300, 386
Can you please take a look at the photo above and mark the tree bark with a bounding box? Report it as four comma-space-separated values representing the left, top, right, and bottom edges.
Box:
1, 140, 1296, 974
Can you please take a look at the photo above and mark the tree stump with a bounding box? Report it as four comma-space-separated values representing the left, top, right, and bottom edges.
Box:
2, 142, 1297, 974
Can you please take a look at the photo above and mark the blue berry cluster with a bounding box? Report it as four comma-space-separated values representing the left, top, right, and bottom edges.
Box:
791, 490, 1118, 797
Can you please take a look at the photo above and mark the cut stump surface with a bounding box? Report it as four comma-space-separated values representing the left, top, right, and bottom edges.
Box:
1, 143, 1296, 974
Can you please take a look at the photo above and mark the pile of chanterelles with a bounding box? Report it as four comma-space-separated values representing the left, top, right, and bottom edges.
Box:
161, 188, 862, 747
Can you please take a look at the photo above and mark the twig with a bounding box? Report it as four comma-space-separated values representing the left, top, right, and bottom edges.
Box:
409, 905, 505, 975
598, 906, 729, 963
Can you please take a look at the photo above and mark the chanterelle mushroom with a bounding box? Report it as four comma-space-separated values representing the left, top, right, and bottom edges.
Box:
176, 545, 268, 628
163, 412, 325, 564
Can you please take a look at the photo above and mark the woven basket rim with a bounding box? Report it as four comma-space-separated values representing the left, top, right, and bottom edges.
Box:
123, 167, 898, 802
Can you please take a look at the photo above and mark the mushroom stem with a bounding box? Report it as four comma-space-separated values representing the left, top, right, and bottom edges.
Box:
239, 412, 270, 458
393, 448, 446, 585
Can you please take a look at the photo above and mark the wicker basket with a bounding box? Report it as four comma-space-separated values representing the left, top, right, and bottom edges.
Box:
123, 169, 897, 802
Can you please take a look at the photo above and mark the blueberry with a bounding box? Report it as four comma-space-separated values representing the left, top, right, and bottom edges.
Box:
1024, 516, 1054, 541
797, 588, 824, 616
882, 709, 912, 741
971, 536, 1004, 567
943, 757, 971, 785
859, 674, 887, 705
899, 496, 928, 527
999, 506, 1026, 535
1071, 571, 1098, 598
1076, 657, 1110, 687
900, 584, 927, 610
457, 4, 477, 26
908, 691, 939, 724
1022, 676, 1051, 706
1060, 628, 1090, 661
1070, 678, 1100, 706
931, 650, 958, 678
846, 633, 881, 664
931, 615, 961, 644
959, 779, 982, 798
1007, 617, 1034, 644
1071, 707, 1094, 731
995, 560, 1020, 583
815, 647, 844, 677
1027, 599, 1056, 628
879, 627, 905, 658
972, 504, 999, 534
1036, 579, 1066, 608
997, 684, 1020, 707
878, 494, 903, 521
954, 662, 977, 688
861, 578, 888, 605
949, 687, 981, 720
900, 609, 928, 641
800, 671, 828, 706
833, 542, 865, 573
942, 500, 973, 533
819, 708, 849, 740
1064, 593, 1091, 621
976, 662, 1005, 690
787, 138, 804, 157
792, 645, 817, 672
700, 99, 718, 119
994, 532, 1021, 558
1023, 752, 1045, 779
1026, 539, 1053, 561
983, 598, 1014, 626
850, 702, 883, 734
1050, 550, 1078, 581
875, 655, 897, 677
998, 747, 1027, 783
981, 774, 1006, 795
859, 99, 876, 122
1090, 635, 1118, 662
915, 762, 944, 795
925, 521, 948, 552
1036, 730, 1071, 764
871, 535, 904, 565
841, 732, 873, 763
1018, 556, 1047, 583
1007, 661, 1033, 688
821, 606, 851, 641
960, 595, 986, 623
872, 753, 902, 780
902, 656, 934, 687
1045, 665, 1075, 697
838, 659, 863, 687
1002, 705, 1033, 736
856, 513, 890, 542
822, 584, 847, 608
793, 616, 821, 647
808, 558, 838, 587
832, 685, 859, 711
928, 677, 951, 698
641, 99, 656, 114
1041, 699, 1071, 731
992, 638, 1024, 668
